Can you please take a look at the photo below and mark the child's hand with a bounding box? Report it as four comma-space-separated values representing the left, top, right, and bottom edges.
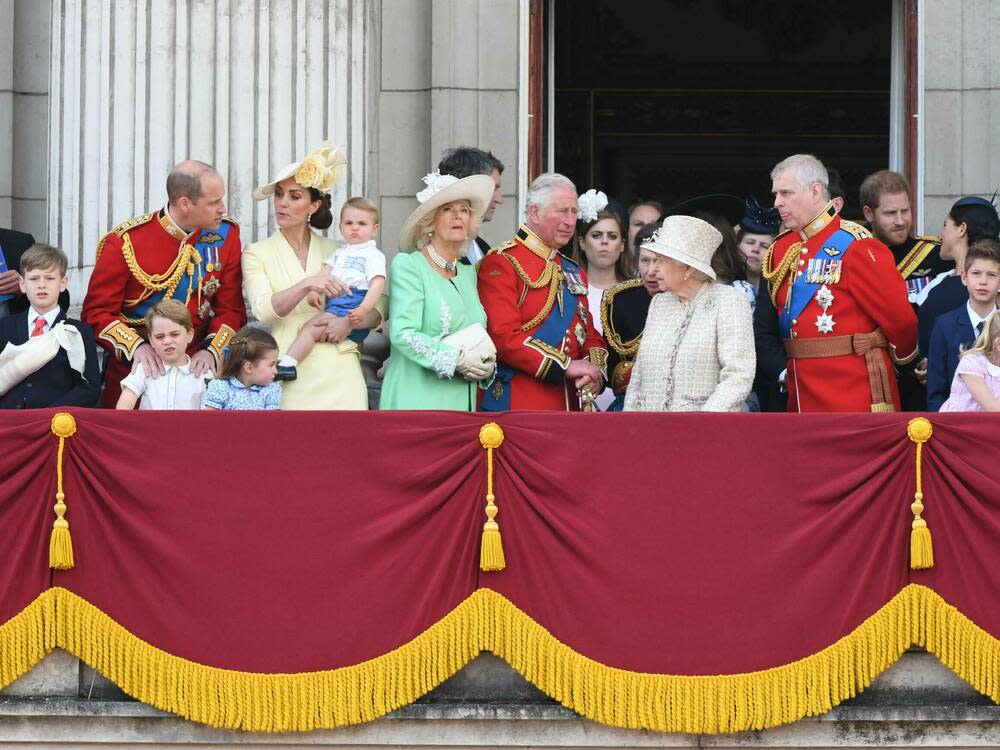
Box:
307, 291, 324, 310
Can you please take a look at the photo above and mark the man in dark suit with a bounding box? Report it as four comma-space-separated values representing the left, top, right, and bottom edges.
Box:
437, 147, 505, 265
0, 227, 71, 316
926, 240, 1000, 410
0, 244, 100, 409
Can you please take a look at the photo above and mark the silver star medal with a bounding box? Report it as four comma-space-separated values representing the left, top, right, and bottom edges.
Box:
814, 284, 835, 334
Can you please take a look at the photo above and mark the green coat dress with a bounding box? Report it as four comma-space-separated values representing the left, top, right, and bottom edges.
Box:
380, 251, 488, 410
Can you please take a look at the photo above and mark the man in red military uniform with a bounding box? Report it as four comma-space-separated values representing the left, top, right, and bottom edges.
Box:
755, 154, 917, 412
478, 173, 606, 411
83, 160, 247, 406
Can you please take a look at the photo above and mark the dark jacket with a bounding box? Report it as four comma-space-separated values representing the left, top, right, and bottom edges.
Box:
0, 310, 101, 409
926, 305, 977, 412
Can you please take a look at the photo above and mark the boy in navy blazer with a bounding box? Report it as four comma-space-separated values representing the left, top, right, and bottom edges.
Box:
926, 239, 1000, 411
0, 244, 101, 409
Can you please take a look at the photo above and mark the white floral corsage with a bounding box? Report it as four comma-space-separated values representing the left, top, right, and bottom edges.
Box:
577, 189, 608, 223
416, 170, 460, 204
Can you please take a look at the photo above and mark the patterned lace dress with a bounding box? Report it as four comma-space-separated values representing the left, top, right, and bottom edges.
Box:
380, 251, 488, 410
623, 283, 755, 412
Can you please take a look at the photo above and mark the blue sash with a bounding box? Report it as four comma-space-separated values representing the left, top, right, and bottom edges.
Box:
480, 257, 580, 411
778, 228, 853, 339
129, 223, 231, 321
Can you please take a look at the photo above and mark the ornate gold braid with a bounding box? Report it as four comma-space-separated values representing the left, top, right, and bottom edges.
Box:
121, 236, 202, 307
500, 251, 565, 333
601, 279, 643, 358
761, 240, 802, 308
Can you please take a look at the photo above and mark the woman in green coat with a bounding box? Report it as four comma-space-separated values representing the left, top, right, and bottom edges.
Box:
380, 173, 497, 410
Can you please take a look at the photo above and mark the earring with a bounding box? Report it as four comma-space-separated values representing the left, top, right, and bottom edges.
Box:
683, 272, 691, 280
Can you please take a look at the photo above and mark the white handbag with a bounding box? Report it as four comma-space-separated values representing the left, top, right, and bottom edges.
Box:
441, 323, 496, 361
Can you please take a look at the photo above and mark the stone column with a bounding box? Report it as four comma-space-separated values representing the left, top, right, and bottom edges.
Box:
375, 0, 523, 265
921, 0, 1000, 233
0, 0, 49, 237
47, 0, 369, 300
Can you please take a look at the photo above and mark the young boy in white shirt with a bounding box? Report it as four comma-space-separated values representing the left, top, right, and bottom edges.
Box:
117, 299, 212, 409
276, 197, 386, 381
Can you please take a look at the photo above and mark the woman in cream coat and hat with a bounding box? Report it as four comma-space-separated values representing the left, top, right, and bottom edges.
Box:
380, 172, 497, 410
624, 215, 755, 412
242, 144, 381, 409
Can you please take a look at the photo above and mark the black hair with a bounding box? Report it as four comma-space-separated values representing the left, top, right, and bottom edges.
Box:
438, 147, 505, 178
949, 202, 1000, 245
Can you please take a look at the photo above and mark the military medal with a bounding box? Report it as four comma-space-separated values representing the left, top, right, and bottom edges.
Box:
201, 277, 221, 298
814, 284, 835, 334
563, 270, 587, 296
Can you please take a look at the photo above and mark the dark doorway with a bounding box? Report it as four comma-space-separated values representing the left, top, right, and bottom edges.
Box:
552, 1, 894, 218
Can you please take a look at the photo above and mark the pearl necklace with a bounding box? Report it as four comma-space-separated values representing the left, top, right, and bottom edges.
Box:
427, 244, 457, 273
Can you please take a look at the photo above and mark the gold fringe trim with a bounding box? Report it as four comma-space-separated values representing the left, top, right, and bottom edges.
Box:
0, 585, 996, 733
0, 589, 58, 689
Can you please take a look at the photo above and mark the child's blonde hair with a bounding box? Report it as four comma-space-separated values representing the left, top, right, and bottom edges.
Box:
341, 196, 379, 224
144, 299, 194, 332
218, 325, 279, 380
961, 309, 1000, 359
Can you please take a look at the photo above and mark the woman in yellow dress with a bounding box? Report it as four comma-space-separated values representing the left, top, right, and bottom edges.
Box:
242, 144, 383, 409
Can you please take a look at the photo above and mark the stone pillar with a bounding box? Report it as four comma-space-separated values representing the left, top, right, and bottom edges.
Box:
375, 0, 523, 266
0, 0, 49, 238
921, 0, 1000, 233
46, 0, 369, 300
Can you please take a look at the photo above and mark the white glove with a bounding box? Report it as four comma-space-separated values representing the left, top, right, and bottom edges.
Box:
456, 349, 496, 381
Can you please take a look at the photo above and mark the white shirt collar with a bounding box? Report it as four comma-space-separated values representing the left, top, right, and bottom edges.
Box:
340, 239, 378, 252
163, 355, 193, 374
966, 301, 997, 332
28, 305, 61, 332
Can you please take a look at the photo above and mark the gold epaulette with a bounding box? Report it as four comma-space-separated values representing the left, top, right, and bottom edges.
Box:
839, 219, 873, 241
220, 215, 239, 226
486, 239, 516, 256
96, 213, 155, 263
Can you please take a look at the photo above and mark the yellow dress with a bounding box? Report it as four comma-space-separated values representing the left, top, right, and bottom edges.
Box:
242, 231, 369, 410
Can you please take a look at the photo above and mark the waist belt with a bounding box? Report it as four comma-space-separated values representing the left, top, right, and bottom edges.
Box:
784, 329, 895, 412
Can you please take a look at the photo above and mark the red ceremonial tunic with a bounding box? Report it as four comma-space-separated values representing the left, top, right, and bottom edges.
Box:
766, 206, 917, 412
477, 225, 607, 411
82, 208, 247, 407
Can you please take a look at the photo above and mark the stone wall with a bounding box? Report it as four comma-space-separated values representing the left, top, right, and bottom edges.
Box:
921, 0, 1000, 234
0, 0, 49, 238
2, 650, 998, 747
375, 0, 522, 268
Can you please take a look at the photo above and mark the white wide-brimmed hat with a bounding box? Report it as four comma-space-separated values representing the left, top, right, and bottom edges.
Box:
640, 215, 722, 280
251, 142, 347, 200
398, 171, 495, 252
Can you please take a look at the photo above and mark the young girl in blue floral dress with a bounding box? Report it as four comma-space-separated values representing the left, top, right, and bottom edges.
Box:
203, 326, 283, 410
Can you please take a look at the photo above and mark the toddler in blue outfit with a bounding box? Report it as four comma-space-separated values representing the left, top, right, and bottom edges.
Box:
276, 198, 386, 381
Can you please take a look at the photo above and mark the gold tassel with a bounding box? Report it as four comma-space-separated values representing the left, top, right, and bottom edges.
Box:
479, 423, 506, 571
907, 417, 934, 570
49, 413, 78, 570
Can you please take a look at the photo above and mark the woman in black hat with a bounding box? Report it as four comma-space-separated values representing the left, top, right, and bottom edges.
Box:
736, 198, 780, 305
